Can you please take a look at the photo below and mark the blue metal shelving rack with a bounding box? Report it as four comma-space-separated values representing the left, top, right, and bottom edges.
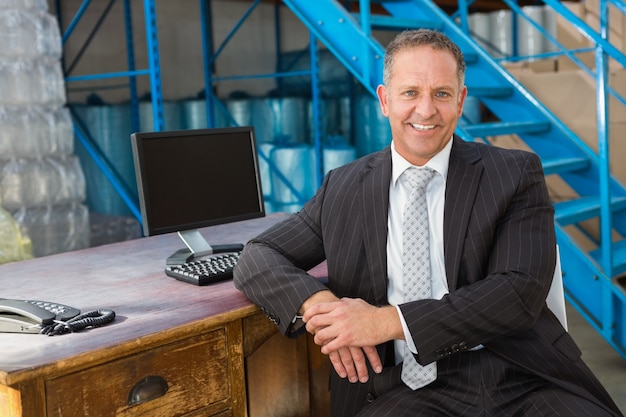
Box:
197, 0, 329, 199
55, 0, 164, 219
58, 0, 331, 215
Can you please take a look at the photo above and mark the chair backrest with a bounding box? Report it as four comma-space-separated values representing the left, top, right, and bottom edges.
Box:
546, 246, 568, 330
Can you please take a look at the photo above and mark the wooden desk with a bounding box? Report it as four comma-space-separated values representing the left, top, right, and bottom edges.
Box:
0, 214, 329, 417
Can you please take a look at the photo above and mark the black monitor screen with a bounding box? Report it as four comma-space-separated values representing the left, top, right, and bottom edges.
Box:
130, 126, 265, 237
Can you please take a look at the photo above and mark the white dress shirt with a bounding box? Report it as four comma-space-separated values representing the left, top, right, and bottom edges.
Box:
387, 138, 452, 363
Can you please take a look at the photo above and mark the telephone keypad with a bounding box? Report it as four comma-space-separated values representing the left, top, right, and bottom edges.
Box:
25, 300, 81, 321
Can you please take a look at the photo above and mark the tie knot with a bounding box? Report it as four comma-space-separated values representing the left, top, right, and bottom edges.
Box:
404, 167, 435, 190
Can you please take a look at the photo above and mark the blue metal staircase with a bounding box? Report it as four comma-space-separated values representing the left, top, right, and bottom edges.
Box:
282, 0, 626, 359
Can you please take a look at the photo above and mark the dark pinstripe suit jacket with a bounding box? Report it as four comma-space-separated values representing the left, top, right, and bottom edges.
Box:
234, 136, 621, 416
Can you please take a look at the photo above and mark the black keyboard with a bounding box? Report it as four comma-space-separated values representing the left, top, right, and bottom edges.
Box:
165, 252, 241, 286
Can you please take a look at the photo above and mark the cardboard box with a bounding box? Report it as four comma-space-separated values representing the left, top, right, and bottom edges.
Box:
584, 0, 626, 39
556, 0, 626, 70
556, 2, 596, 71
585, 12, 625, 53
502, 59, 558, 74
568, 122, 626, 187
512, 69, 626, 125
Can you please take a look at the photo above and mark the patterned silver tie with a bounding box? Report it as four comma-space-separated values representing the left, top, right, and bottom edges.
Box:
401, 166, 437, 390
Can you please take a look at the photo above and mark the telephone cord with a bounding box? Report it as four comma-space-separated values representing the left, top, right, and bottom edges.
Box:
40, 309, 116, 336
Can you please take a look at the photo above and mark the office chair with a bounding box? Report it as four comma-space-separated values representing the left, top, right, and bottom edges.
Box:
546, 246, 568, 330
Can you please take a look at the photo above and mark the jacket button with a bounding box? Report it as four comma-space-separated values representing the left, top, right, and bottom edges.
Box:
365, 393, 375, 403
436, 349, 445, 358
451, 344, 459, 353
265, 311, 280, 325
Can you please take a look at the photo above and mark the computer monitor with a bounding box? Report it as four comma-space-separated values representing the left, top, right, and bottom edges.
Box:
130, 126, 265, 264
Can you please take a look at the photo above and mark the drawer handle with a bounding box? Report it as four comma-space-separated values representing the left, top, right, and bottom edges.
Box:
127, 375, 169, 406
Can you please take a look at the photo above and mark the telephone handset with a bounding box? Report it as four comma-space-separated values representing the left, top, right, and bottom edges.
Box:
0, 299, 81, 334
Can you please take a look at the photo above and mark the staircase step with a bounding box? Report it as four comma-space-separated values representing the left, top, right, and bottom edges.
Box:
541, 156, 590, 176
463, 120, 551, 137
467, 85, 513, 98
363, 14, 442, 30
554, 196, 626, 225
589, 239, 626, 276
464, 51, 478, 64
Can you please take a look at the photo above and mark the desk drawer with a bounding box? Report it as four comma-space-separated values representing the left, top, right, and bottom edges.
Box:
46, 329, 232, 416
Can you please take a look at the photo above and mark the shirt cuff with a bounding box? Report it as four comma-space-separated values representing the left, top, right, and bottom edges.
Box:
395, 305, 418, 354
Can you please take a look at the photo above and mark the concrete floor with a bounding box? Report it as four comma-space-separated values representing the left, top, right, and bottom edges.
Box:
565, 302, 626, 414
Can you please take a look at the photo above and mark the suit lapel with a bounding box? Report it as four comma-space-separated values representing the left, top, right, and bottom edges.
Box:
444, 137, 483, 290
361, 149, 392, 305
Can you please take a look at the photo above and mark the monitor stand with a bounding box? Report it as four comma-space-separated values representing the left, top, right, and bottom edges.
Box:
166, 229, 244, 266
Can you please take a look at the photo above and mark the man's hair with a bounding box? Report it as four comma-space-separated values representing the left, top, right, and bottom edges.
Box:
382, 29, 466, 87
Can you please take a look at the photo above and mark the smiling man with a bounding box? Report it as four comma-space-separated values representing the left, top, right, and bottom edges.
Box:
377, 32, 467, 167
234, 29, 622, 417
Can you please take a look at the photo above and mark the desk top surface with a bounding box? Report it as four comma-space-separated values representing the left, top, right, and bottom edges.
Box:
0, 213, 287, 383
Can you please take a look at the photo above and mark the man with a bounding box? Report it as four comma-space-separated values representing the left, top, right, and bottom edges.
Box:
234, 29, 622, 416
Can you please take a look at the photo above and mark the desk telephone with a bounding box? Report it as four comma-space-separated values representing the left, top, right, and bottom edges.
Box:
0, 299, 115, 335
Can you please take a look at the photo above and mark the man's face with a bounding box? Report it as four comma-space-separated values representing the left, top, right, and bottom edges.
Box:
376, 45, 467, 166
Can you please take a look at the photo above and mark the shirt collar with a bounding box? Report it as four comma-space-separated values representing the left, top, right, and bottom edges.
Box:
391, 137, 453, 187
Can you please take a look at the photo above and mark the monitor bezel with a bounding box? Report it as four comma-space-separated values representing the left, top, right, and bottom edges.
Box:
130, 126, 265, 238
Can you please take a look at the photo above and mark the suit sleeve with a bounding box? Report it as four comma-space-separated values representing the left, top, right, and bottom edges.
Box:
233, 177, 330, 336
400, 149, 557, 365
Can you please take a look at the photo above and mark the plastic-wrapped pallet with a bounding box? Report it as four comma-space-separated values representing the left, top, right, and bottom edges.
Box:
0, 155, 85, 211
0, 58, 65, 105
12, 203, 89, 257
0, 0, 49, 11
0, 7, 61, 58
0, 1, 90, 258
0, 106, 74, 158
0, 200, 32, 264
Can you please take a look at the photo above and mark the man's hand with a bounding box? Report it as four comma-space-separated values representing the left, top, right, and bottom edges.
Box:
327, 346, 380, 383
304, 298, 403, 352
301, 294, 404, 383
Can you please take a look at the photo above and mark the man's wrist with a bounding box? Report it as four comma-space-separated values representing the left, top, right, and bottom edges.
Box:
300, 289, 337, 314
379, 304, 404, 341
